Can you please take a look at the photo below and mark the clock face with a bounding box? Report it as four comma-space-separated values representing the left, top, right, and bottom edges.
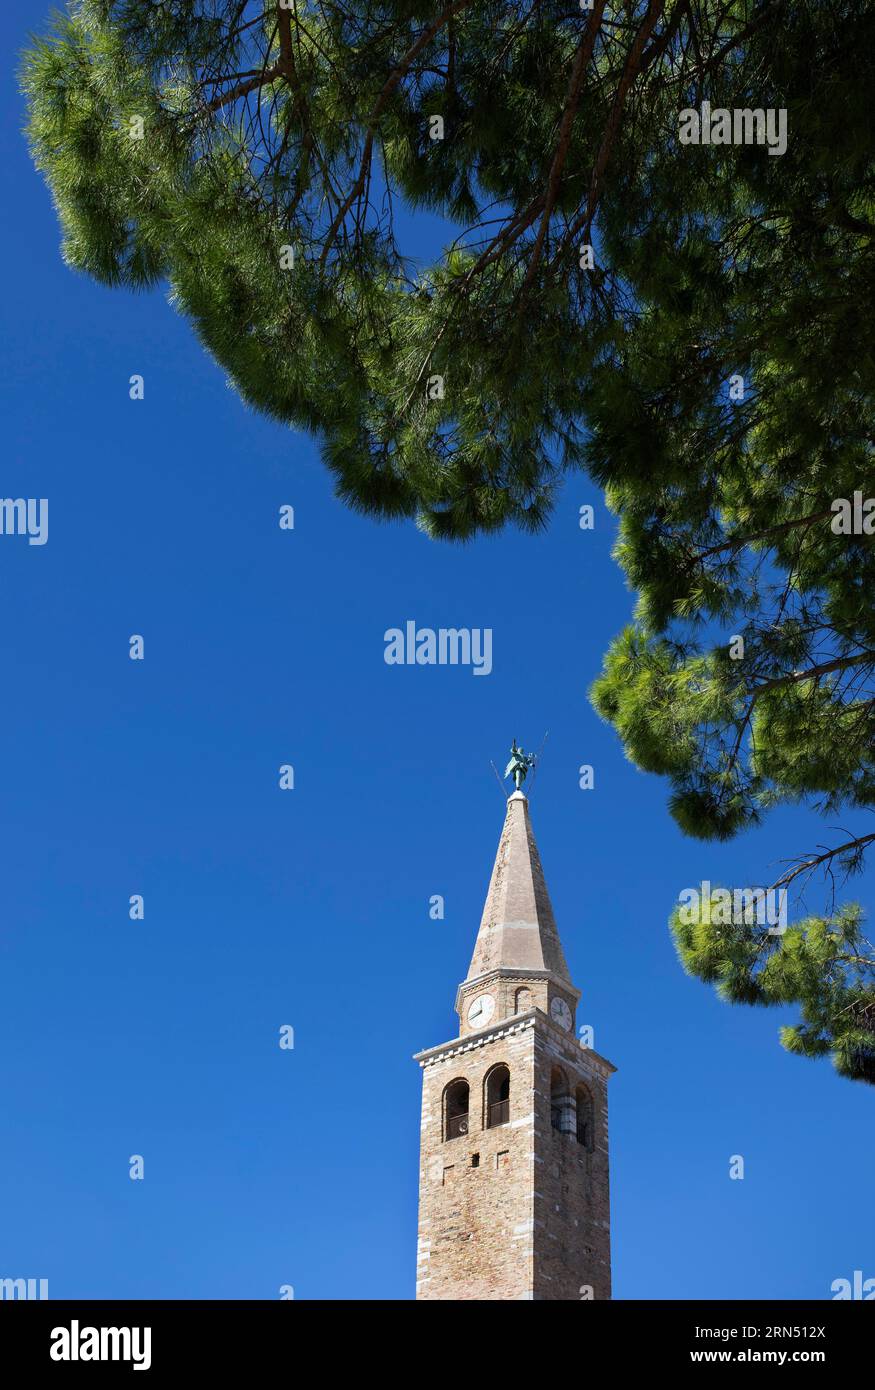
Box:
550, 997, 573, 1031
467, 993, 495, 1029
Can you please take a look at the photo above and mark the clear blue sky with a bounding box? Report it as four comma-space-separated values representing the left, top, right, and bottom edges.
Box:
2, 3, 872, 1301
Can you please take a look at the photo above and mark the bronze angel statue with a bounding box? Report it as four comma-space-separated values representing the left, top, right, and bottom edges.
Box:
504, 739, 536, 792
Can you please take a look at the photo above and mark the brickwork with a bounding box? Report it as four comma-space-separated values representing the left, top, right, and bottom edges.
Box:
531, 1025, 612, 1300
416, 1018, 538, 1301
415, 1012, 613, 1300
414, 793, 616, 1301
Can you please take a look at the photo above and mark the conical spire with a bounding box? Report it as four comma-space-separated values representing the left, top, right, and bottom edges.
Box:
465, 792, 572, 983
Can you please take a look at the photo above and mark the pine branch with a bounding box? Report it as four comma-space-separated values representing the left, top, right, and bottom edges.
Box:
205, 63, 284, 112
319, 0, 474, 267
770, 833, 875, 892
519, 1, 608, 299
559, 0, 666, 256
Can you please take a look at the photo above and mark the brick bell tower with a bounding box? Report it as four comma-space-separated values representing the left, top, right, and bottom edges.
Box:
414, 788, 616, 1301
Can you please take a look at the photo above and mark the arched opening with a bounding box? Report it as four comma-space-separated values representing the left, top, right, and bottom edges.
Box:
514, 986, 532, 1014
485, 1064, 510, 1129
444, 1079, 470, 1141
575, 1083, 594, 1150
550, 1067, 575, 1135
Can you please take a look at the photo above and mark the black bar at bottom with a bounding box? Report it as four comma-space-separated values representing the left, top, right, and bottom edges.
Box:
0, 1298, 869, 1373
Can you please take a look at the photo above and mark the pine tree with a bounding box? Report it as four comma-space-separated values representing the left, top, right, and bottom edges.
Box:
585, 0, 875, 1079
23, 2, 875, 1079
26, 1, 869, 536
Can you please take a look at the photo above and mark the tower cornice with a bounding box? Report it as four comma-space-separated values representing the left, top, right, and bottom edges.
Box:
413, 1007, 616, 1077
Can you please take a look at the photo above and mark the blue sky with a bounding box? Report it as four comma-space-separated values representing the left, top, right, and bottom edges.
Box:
2, 3, 872, 1301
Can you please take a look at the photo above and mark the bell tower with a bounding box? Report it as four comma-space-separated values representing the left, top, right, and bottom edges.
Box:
414, 788, 616, 1301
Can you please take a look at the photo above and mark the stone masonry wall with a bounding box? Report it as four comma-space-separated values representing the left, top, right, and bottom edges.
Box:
532, 1026, 612, 1301
416, 1021, 537, 1300
416, 1015, 613, 1301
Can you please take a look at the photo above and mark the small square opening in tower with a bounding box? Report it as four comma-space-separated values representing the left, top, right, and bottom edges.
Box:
471, 1153, 480, 1168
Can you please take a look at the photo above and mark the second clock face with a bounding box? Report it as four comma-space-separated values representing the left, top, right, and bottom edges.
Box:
550, 996, 573, 1031
467, 993, 495, 1028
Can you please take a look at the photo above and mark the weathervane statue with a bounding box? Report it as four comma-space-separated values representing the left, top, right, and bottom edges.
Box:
504, 738, 537, 793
